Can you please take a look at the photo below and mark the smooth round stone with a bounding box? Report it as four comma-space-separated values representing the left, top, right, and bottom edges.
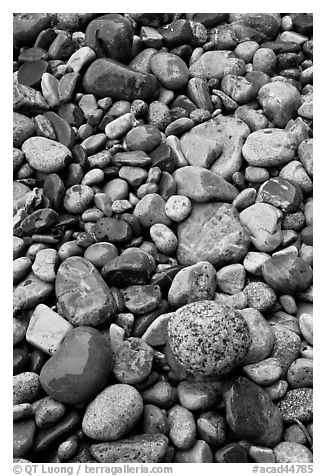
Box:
13, 419, 36, 458
13, 318, 27, 345
243, 358, 283, 386
148, 101, 171, 130
165, 195, 192, 222
13, 112, 36, 148
168, 261, 217, 308
56, 257, 116, 326
168, 404, 196, 449
174, 440, 213, 463
299, 314, 313, 345
57, 435, 79, 461
256, 177, 303, 213
82, 384, 143, 441
280, 160, 313, 194
141, 312, 173, 347
141, 404, 169, 435
224, 376, 283, 448
43, 173, 65, 211
119, 166, 148, 187
84, 242, 118, 268
22, 137, 72, 173
265, 380, 288, 401
167, 301, 251, 377
13, 372, 41, 405
278, 388, 313, 423
82, 58, 159, 101
258, 81, 301, 127
13, 271, 54, 313
122, 285, 161, 314
287, 358, 313, 388
63, 184, 94, 214
13, 237, 26, 260
262, 255, 313, 294
249, 445, 276, 463
240, 308, 275, 365
274, 442, 313, 463
141, 381, 178, 409
13, 257, 32, 284
216, 264, 246, 295
177, 202, 250, 266
82, 169, 105, 186
113, 338, 154, 384
150, 224, 178, 255
125, 124, 162, 153
244, 281, 276, 312
242, 129, 297, 167
177, 380, 220, 411
134, 193, 171, 227
40, 326, 113, 405
103, 178, 128, 201
298, 138, 313, 177
34, 396, 66, 428
90, 434, 169, 463
150, 53, 189, 90
270, 324, 301, 377
95, 217, 132, 244
13, 348, 29, 375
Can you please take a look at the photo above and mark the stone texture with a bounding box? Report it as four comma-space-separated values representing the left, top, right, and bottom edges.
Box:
22, 137, 72, 172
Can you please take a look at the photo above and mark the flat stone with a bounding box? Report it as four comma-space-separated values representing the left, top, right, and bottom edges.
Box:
82, 384, 143, 441
55, 257, 116, 326
224, 376, 283, 447
91, 434, 169, 463
82, 58, 158, 101
22, 137, 72, 173
125, 124, 162, 153
26, 304, 73, 355
40, 326, 113, 405
177, 202, 250, 266
95, 217, 132, 244
243, 129, 297, 167
221, 74, 258, 104
174, 166, 238, 203
167, 301, 251, 377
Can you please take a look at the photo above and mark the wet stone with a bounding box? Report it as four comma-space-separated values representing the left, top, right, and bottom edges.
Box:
113, 338, 154, 384
121, 285, 161, 314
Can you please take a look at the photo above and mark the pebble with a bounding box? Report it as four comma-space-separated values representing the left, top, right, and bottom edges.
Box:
22, 137, 72, 172
278, 388, 313, 423
240, 308, 275, 365
101, 248, 151, 286
249, 445, 276, 463
57, 435, 79, 461
13, 403, 33, 421
64, 185, 94, 214
150, 52, 189, 90
13, 372, 41, 405
150, 224, 178, 255
258, 81, 301, 127
274, 442, 313, 463
141, 312, 173, 347
95, 217, 132, 244
243, 251, 271, 275
244, 281, 277, 312
141, 381, 178, 409
224, 376, 283, 447
270, 324, 302, 376
55, 257, 116, 326
40, 326, 113, 404
299, 314, 313, 345
167, 301, 251, 377
13, 419, 36, 458
13, 318, 27, 346
34, 396, 66, 428
280, 160, 313, 194
141, 404, 169, 435
165, 195, 192, 222
91, 434, 169, 463
113, 338, 154, 384
168, 404, 196, 449
215, 442, 249, 463
82, 384, 143, 441
243, 358, 283, 386
13, 257, 32, 284
32, 248, 58, 282
262, 255, 313, 294
177, 380, 220, 411
256, 177, 303, 213
13, 112, 36, 148
284, 424, 308, 445
216, 264, 246, 294
265, 380, 288, 401
84, 242, 118, 268
189, 50, 245, 79
13, 272, 54, 313
134, 193, 171, 227
122, 285, 161, 314
26, 304, 73, 355
197, 411, 226, 446
287, 358, 313, 388
168, 261, 217, 307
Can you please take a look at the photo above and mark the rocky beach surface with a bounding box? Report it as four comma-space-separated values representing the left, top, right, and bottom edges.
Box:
13, 12, 313, 464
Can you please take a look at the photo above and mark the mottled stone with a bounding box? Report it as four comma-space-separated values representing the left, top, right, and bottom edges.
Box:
22, 137, 72, 173
262, 256, 313, 294
240, 308, 275, 365
278, 388, 313, 423
270, 324, 301, 376
113, 338, 153, 384
274, 442, 313, 463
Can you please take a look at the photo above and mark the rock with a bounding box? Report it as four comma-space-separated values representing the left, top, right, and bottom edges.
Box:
82, 384, 143, 441
84, 242, 119, 268
19, 208, 58, 236
141, 381, 178, 409
113, 338, 153, 384
82, 58, 158, 101
134, 193, 171, 227
167, 301, 251, 377
13, 372, 40, 405
101, 249, 152, 286
274, 442, 313, 463
66, 46, 96, 74
224, 376, 283, 447
298, 138, 313, 177
270, 324, 301, 376
121, 285, 161, 314
278, 388, 313, 423
125, 124, 162, 153
216, 264, 246, 295
13, 82, 49, 116
221, 75, 258, 104
168, 404, 196, 449
95, 217, 132, 244
13, 419, 36, 458
165, 195, 192, 222
13, 112, 36, 148
177, 202, 250, 266
249, 446, 276, 463
174, 166, 238, 203
229, 13, 281, 43
142, 312, 173, 347
287, 358, 313, 388
235, 105, 269, 132
197, 411, 226, 446
256, 177, 303, 213
13, 257, 32, 284
85, 14, 133, 62
40, 326, 113, 405
252, 48, 276, 75
34, 396, 66, 428
141, 404, 169, 435
168, 261, 217, 308
265, 380, 289, 401
258, 81, 301, 127
243, 358, 283, 386
243, 281, 277, 312
26, 304, 73, 355
32, 248, 58, 282
22, 137, 72, 173
189, 51, 246, 79
56, 257, 116, 326
91, 434, 169, 463
242, 129, 297, 167
175, 441, 213, 463
239, 203, 283, 252
150, 224, 178, 255
299, 313, 313, 345
13, 272, 54, 313
262, 255, 313, 294
240, 308, 275, 365
13, 13, 51, 43
279, 160, 313, 194
177, 380, 221, 411
150, 53, 189, 90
